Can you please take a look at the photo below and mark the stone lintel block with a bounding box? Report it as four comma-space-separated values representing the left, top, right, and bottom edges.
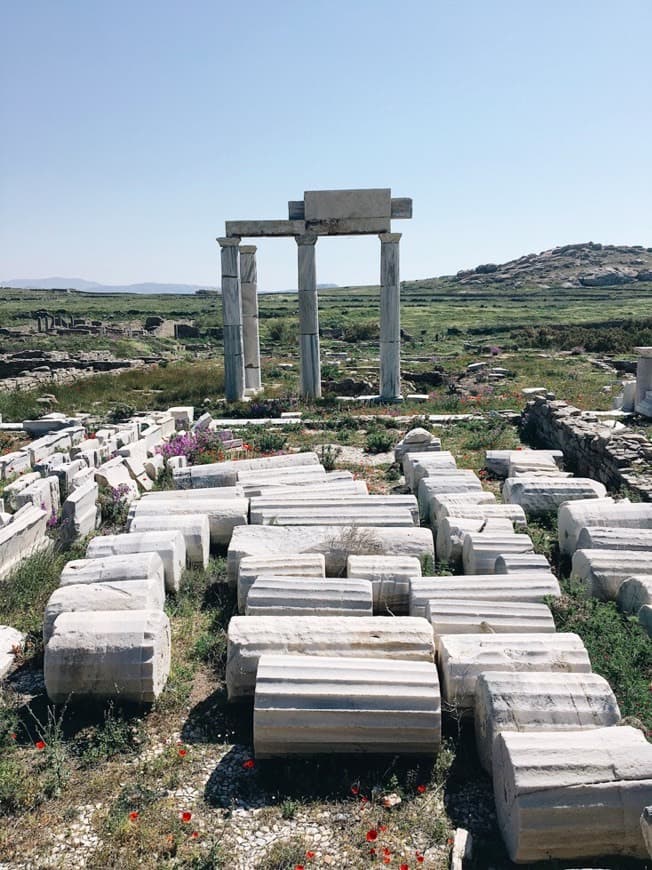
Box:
85, 530, 186, 593
225, 220, 306, 238
245, 576, 373, 617
237, 553, 325, 608
304, 188, 391, 221
127, 514, 210, 568
390, 197, 413, 219
409, 573, 561, 618
306, 217, 390, 235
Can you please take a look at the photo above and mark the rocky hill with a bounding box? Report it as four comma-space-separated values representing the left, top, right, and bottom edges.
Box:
452, 242, 652, 289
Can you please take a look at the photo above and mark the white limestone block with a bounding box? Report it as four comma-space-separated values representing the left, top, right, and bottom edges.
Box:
227, 524, 434, 584
346, 554, 421, 614
495, 553, 552, 573
59, 480, 98, 544
429, 491, 497, 529
0, 505, 49, 580
403, 452, 458, 492
60, 552, 165, 590
0, 625, 25, 679
427, 600, 554, 642
3, 472, 41, 509
245, 576, 373, 617
576, 526, 652, 551
129, 495, 248, 546
128, 514, 210, 567
475, 671, 621, 773
44, 577, 165, 644
45, 609, 171, 703
236, 465, 327, 486
493, 727, 652, 862
250, 506, 415, 528
168, 406, 194, 427
462, 531, 534, 575
142, 485, 244, 500
417, 474, 483, 523
0, 450, 31, 480
177, 452, 320, 488
617, 575, 652, 614
394, 427, 441, 462
507, 456, 562, 477
254, 654, 441, 756
237, 554, 325, 609
503, 478, 606, 515
486, 449, 563, 478
250, 494, 419, 525
85, 530, 186, 593
15, 475, 60, 516
409, 573, 562, 618
226, 615, 435, 700
122, 454, 153, 492
435, 502, 526, 534
571, 549, 652, 600
95, 457, 139, 502
166, 455, 187, 471
436, 517, 514, 565
558, 497, 652, 555
242, 476, 364, 499
438, 632, 591, 713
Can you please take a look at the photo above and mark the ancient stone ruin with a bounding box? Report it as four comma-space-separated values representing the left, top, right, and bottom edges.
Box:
218, 188, 412, 402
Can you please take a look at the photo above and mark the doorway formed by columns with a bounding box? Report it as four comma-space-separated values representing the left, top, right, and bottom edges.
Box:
217, 188, 412, 403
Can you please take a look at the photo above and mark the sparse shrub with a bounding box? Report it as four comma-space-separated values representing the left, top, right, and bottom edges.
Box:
252, 430, 287, 454
265, 317, 296, 344
258, 837, 308, 870
364, 430, 394, 454
106, 403, 136, 424
77, 703, 145, 766
342, 321, 379, 342
280, 798, 298, 819
325, 526, 384, 576
319, 443, 341, 471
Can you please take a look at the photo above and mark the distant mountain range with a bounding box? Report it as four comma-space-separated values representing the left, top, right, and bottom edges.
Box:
0, 277, 339, 294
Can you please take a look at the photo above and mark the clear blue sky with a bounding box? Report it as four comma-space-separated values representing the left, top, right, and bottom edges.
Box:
2, 0, 651, 290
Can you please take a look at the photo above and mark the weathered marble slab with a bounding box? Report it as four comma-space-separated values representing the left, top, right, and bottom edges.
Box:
246, 576, 373, 617
254, 654, 441, 756
475, 671, 621, 773
438, 632, 592, 713
409, 574, 561, 618
45, 610, 171, 703
226, 615, 435, 700
493, 727, 652, 862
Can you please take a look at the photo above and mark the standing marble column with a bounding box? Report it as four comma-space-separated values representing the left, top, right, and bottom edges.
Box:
239, 245, 262, 391
379, 232, 402, 401
635, 346, 652, 416
217, 237, 245, 402
296, 234, 321, 399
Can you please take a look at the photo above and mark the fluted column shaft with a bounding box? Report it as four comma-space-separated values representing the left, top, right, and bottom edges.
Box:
296, 234, 321, 399
379, 232, 402, 401
218, 237, 245, 402
240, 245, 261, 391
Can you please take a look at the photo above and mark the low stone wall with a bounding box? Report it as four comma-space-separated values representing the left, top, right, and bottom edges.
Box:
520, 398, 652, 501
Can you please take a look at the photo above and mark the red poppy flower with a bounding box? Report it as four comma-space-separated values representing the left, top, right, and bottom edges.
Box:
400, 865, 409, 870
416, 853, 425, 864
382, 859, 391, 866
366, 829, 378, 842
181, 811, 192, 823
360, 795, 369, 804
383, 847, 391, 856
350, 784, 359, 795
369, 848, 377, 856
305, 852, 315, 860
417, 784, 427, 793
191, 831, 199, 839
378, 824, 387, 832
294, 866, 305, 870
128, 811, 139, 821
242, 758, 255, 769
178, 748, 187, 757
9, 733, 16, 740
35, 740, 46, 750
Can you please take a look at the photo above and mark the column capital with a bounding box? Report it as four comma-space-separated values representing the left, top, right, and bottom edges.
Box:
379, 232, 402, 244
295, 233, 318, 246
239, 245, 257, 254
217, 236, 241, 247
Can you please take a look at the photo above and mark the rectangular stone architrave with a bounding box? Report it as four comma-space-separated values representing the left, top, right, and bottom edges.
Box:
304, 188, 391, 220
